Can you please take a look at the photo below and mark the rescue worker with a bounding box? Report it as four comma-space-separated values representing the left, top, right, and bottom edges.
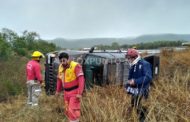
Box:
26, 51, 44, 106
56, 52, 85, 122
125, 48, 152, 122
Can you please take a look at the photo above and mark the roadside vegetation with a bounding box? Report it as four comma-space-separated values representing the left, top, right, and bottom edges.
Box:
0, 48, 189, 122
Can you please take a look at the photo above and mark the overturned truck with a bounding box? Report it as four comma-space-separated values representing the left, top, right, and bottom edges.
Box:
45, 50, 160, 95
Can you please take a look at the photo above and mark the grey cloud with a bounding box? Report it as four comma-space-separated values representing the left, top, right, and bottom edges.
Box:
0, 0, 190, 39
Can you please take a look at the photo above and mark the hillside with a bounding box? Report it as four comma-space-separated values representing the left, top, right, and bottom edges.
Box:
51, 37, 132, 49
50, 34, 190, 49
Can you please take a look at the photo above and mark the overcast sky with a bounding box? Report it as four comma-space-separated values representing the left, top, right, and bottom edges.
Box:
0, 0, 190, 39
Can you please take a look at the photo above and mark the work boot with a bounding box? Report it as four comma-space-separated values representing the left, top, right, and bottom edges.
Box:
138, 107, 147, 122
70, 119, 79, 122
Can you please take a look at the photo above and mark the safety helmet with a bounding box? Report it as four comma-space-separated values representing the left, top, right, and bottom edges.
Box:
126, 48, 139, 58
31, 51, 44, 60
132, 46, 137, 49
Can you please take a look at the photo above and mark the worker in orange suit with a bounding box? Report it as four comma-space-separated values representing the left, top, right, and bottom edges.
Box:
56, 52, 85, 122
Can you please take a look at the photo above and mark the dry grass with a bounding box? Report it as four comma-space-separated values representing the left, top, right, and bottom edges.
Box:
0, 49, 190, 122
0, 92, 66, 122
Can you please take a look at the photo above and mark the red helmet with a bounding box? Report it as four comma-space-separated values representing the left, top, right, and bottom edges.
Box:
126, 48, 139, 58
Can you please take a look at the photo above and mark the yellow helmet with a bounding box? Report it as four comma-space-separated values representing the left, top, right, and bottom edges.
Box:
31, 51, 44, 60
132, 46, 137, 49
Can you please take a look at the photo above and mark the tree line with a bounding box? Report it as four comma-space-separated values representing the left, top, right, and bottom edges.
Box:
95, 40, 185, 50
0, 28, 186, 60
0, 28, 56, 60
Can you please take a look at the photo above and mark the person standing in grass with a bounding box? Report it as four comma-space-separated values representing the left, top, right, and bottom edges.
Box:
56, 52, 85, 122
26, 51, 44, 106
125, 48, 152, 122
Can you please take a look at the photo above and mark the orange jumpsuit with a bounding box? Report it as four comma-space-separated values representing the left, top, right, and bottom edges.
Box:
56, 61, 85, 121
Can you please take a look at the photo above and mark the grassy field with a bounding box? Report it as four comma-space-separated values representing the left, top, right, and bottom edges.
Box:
0, 49, 190, 122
